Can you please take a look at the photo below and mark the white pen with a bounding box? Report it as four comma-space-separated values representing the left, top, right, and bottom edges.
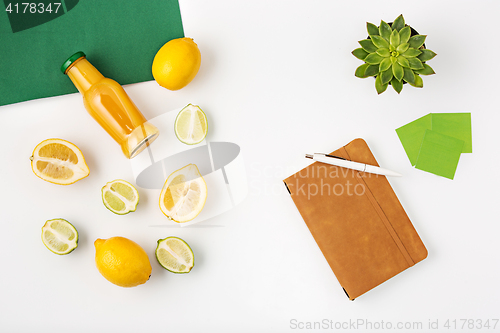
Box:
305, 153, 402, 177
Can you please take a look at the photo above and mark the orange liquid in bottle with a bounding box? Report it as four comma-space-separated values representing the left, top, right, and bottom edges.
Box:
63, 52, 159, 158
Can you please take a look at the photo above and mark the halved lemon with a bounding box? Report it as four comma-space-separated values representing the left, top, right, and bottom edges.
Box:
41, 219, 79, 255
156, 237, 194, 273
159, 164, 207, 223
30, 138, 89, 185
102, 179, 139, 215
174, 104, 208, 145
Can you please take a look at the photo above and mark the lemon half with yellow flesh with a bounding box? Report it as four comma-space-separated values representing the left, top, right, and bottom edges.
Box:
31, 138, 89, 185
159, 164, 207, 223
41, 219, 78, 255
156, 237, 194, 273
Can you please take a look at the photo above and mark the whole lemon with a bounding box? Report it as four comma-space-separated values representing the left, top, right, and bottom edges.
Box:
152, 37, 201, 90
94, 237, 152, 288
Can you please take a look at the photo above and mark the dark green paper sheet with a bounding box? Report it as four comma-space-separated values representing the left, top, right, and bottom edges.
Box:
0, 0, 184, 106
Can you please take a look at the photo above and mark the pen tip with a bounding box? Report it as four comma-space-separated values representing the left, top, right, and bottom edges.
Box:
305, 154, 313, 159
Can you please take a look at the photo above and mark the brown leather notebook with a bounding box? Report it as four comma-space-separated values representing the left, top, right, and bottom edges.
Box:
283, 138, 427, 300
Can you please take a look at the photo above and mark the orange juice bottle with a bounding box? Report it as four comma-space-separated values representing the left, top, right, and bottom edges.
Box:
61, 51, 159, 159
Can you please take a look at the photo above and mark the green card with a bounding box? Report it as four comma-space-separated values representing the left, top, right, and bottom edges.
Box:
396, 113, 472, 165
431, 113, 472, 153
415, 130, 464, 180
0, 0, 184, 106
396, 114, 432, 166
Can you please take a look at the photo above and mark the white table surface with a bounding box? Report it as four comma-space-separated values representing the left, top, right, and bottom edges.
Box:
1, 1, 499, 332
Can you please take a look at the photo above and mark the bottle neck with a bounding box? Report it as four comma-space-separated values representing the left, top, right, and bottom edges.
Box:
66, 57, 105, 93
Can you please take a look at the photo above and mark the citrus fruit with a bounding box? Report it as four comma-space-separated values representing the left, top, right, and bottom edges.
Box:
94, 237, 152, 288
152, 37, 201, 90
41, 218, 78, 255
101, 179, 139, 215
174, 104, 208, 145
30, 138, 89, 185
156, 237, 194, 273
159, 164, 207, 223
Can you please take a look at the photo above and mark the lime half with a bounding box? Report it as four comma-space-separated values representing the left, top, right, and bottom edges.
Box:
41, 219, 78, 255
174, 104, 208, 145
156, 237, 194, 273
102, 179, 139, 215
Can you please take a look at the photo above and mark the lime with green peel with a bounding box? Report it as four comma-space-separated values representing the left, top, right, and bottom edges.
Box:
41, 219, 78, 255
102, 179, 139, 215
174, 104, 208, 145
156, 237, 194, 273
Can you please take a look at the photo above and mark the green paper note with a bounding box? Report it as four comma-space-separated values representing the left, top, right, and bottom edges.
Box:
415, 130, 464, 180
0, 0, 184, 106
396, 112, 473, 167
431, 113, 472, 153
395, 114, 432, 166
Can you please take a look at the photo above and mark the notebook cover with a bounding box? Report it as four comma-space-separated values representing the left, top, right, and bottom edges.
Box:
0, 0, 184, 106
283, 138, 427, 300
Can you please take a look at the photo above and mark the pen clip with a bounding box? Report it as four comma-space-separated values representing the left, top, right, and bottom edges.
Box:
305, 153, 348, 161
325, 154, 347, 161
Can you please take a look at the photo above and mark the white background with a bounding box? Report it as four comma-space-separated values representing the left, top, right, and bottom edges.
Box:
1, 1, 499, 332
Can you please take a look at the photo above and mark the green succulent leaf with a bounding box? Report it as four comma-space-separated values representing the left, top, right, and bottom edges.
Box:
390, 56, 397, 64
402, 48, 422, 58
367, 22, 379, 36
375, 74, 388, 94
371, 35, 389, 49
365, 64, 380, 77
408, 57, 424, 70
379, 21, 392, 41
392, 62, 404, 81
396, 43, 409, 54
359, 39, 378, 53
409, 35, 426, 49
409, 73, 423, 88
354, 64, 370, 79
352, 48, 369, 60
403, 67, 416, 84
417, 49, 437, 62
415, 63, 435, 75
397, 55, 410, 68
399, 26, 411, 44
364, 53, 384, 64
392, 15, 405, 31
390, 30, 400, 49
379, 57, 392, 72
389, 44, 396, 52
376, 48, 391, 57
380, 68, 393, 85
355, 63, 370, 78
391, 77, 404, 94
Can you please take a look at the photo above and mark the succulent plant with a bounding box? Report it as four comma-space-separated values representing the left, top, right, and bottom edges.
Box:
352, 14, 436, 94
